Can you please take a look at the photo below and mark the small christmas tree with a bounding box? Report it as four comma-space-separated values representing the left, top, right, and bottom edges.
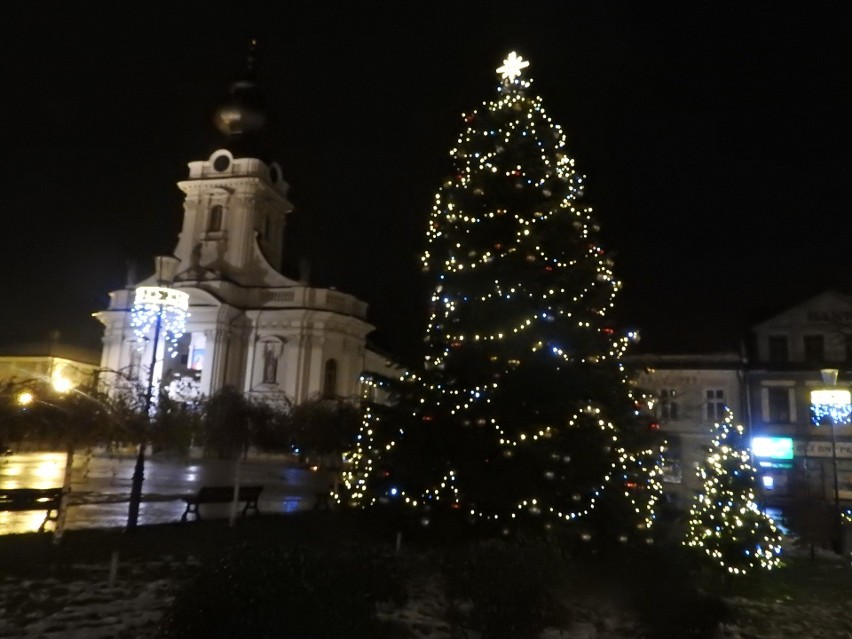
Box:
685, 410, 783, 575
342, 52, 662, 542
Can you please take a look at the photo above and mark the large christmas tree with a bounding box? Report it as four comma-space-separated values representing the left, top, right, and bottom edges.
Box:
684, 410, 783, 575
344, 52, 661, 540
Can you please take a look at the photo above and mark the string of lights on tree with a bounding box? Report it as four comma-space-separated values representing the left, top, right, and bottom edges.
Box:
341, 52, 663, 539
344, 377, 663, 532
684, 410, 782, 575
130, 286, 190, 358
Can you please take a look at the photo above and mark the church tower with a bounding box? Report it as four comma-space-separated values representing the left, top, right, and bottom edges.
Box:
172, 43, 294, 286
95, 44, 380, 406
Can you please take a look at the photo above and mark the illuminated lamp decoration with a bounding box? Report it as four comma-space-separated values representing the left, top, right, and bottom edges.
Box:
126, 282, 189, 531
810, 387, 852, 426
131, 286, 190, 358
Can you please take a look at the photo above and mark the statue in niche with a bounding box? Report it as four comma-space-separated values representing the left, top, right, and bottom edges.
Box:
263, 345, 278, 383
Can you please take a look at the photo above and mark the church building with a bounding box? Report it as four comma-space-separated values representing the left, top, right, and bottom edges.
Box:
95, 49, 396, 407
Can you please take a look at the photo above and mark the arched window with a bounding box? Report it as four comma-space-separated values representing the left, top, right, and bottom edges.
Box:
323, 359, 338, 397
207, 204, 223, 232
263, 345, 278, 384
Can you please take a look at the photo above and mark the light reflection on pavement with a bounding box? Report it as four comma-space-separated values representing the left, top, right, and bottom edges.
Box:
0, 449, 338, 535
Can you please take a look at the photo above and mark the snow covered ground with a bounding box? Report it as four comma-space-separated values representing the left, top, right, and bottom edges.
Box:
0, 539, 850, 638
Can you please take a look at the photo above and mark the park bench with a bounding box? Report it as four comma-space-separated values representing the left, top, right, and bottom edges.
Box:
0, 488, 63, 532
180, 485, 263, 522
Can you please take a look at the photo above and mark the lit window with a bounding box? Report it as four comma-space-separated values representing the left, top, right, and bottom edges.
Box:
190, 347, 205, 371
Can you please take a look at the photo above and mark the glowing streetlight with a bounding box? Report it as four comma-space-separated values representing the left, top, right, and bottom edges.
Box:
51, 375, 73, 394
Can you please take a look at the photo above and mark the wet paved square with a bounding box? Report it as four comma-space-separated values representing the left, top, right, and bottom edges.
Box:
0, 450, 336, 534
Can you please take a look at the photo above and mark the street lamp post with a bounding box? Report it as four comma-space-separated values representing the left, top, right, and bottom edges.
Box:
126, 304, 163, 530
809, 368, 850, 555
126, 260, 188, 530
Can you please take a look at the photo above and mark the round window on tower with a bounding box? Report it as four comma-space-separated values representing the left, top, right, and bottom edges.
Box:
213, 154, 230, 172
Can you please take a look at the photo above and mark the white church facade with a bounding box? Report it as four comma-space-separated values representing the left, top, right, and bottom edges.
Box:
95, 52, 397, 407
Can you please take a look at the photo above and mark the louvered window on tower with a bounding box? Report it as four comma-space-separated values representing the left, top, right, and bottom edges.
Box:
207, 204, 223, 232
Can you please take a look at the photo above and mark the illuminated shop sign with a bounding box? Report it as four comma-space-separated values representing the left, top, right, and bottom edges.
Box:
752, 436, 794, 460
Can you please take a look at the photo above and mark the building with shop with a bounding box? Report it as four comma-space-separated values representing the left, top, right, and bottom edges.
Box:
632, 289, 852, 520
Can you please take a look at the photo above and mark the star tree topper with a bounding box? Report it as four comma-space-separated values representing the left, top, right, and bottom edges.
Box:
496, 51, 530, 81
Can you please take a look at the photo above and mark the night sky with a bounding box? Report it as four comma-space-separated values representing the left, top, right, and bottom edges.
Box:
1, 2, 851, 366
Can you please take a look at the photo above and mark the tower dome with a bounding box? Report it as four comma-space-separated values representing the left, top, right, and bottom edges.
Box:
211, 39, 273, 161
